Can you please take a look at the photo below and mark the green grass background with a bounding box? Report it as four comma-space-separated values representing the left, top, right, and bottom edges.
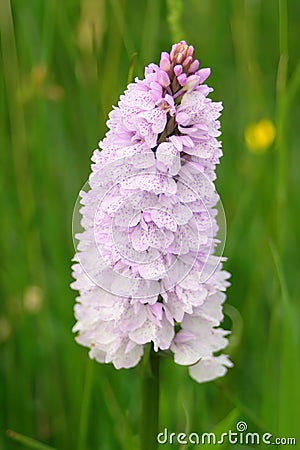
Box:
1, 0, 300, 449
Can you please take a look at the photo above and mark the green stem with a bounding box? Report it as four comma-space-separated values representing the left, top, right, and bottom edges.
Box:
140, 347, 160, 450
77, 358, 94, 450
157, 116, 175, 144
127, 52, 137, 84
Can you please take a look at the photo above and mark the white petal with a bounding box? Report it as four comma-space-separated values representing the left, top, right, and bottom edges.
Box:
172, 202, 193, 225
157, 317, 174, 350
180, 286, 208, 307
189, 355, 232, 383
151, 208, 177, 232
138, 259, 167, 280
113, 343, 144, 369
89, 347, 106, 363
194, 292, 226, 325
156, 142, 181, 176
164, 293, 187, 322
171, 340, 204, 366
129, 319, 157, 345
131, 225, 150, 251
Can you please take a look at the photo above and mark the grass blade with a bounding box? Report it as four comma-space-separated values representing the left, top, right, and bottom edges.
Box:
6, 430, 58, 450
269, 241, 300, 441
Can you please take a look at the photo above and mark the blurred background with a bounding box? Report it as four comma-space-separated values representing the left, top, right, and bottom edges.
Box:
1, 0, 300, 449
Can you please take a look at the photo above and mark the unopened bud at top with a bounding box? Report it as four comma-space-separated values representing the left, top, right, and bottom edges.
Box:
167, 41, 200, 90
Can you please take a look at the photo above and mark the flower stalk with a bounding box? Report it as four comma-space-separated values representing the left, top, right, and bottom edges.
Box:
140, 346, 160, 450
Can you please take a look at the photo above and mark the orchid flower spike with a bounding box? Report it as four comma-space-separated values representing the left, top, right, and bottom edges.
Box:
71, 41, 232, 383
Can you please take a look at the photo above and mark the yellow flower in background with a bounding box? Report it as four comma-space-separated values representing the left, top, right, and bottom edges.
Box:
245, 118, 276, 154
18, 64, 64, 103
30, 64, 47, 85
23, 285, 43, 314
